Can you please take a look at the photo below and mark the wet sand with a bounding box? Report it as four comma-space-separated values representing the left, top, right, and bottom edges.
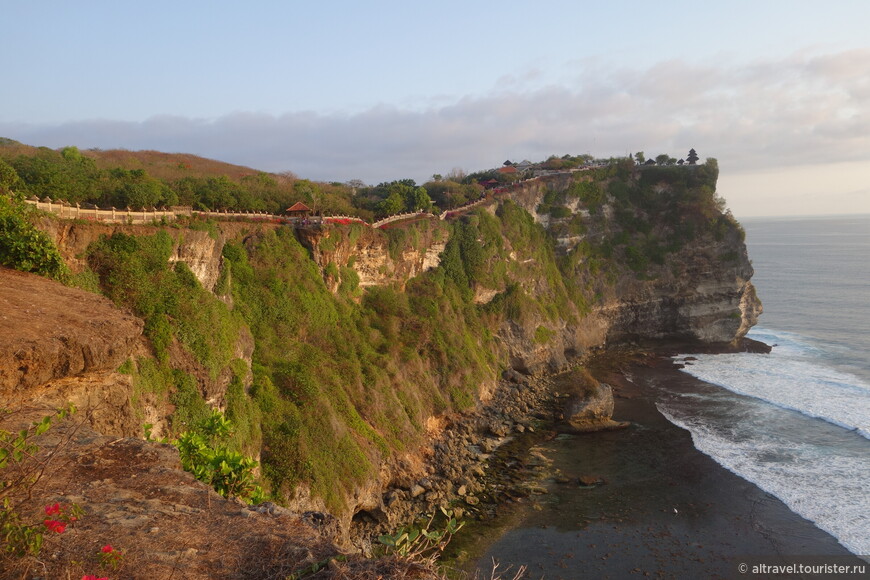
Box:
470, 363, 864, 579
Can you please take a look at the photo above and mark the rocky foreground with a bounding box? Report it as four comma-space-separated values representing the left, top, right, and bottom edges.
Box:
0, 268, 438, 579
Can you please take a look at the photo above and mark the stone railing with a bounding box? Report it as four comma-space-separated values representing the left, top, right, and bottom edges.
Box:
24, 198, 182, 224
322, 215, 368, 225
439, 195, 492, 220
192, 208, 286, 222
372, 210, 435, 229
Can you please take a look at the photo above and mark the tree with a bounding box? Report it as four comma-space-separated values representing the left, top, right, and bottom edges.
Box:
687, 148, 699, 165
543, 156, 564, 170
446, 168, 466, 182
655, 154, 670, 166
293, 179, 322, 212
378, 191, 405, 216
0, 158, 22, 193
634, 152, 645, 164
405, 186, 432, 212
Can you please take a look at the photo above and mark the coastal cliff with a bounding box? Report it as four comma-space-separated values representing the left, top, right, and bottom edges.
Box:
1, 159, 761, 573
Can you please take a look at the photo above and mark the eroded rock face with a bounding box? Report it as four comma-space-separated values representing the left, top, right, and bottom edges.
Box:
498, 175, 762, 374
0, 268, 143, 400
599, 234, 761, 346
295, 226, 446, 291
167, 229, 225, 291
46, 220, 228, 293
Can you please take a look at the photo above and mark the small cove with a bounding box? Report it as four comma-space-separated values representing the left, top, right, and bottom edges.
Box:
445, 365, 863, 579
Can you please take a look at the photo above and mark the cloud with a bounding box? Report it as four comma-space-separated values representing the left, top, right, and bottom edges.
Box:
2, 49, 868, 185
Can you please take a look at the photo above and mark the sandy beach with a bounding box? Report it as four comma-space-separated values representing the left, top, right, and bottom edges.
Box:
466, 361, 865, 579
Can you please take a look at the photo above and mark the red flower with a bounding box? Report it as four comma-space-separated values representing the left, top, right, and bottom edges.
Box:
44, 503, 61, 516
82, 576, 108, 580
101, 545, 114, 553
44, 519, 66, 533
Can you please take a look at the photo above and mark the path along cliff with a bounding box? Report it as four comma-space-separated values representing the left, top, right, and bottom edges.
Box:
0, 159, 761, 576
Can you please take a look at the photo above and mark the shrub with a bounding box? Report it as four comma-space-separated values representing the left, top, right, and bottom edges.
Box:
534, 325, 555, 344
173, 411, 265, 504
0, 194, 68, 280
377, 507, 465, 565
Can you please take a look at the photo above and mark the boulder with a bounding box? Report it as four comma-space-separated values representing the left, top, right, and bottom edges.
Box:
563, 381, 630, 433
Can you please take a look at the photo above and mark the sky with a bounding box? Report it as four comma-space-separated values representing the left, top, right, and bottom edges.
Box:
3, 0, 869, 217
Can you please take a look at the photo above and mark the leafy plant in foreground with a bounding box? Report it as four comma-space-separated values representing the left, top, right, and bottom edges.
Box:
173, 410, 265, 504
377, 506, 465, 563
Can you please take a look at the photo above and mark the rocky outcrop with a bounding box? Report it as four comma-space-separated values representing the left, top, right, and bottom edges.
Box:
167, 230, 225, 292
561, 381, 629, 432
599, 240, 759, 346
0, 267, 143, 401
0, 410, 423, 580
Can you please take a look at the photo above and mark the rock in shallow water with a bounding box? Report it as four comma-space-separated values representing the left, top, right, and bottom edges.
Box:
563, 381, 630, 432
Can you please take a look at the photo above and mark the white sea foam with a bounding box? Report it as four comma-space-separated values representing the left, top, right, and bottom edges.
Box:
674, 328, 870, 439
658, 402, 870, 558
663, 325, 870, 557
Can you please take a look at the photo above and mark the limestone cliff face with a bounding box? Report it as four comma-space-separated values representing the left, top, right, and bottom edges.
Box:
295, 223, 447, 291
597, 230, 760, 345
44, 220, 227, 292
494, 169, 761, 373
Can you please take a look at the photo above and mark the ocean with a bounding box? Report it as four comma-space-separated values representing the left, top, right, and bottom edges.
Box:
662, 214, 870, 557
470, 214, 869, 577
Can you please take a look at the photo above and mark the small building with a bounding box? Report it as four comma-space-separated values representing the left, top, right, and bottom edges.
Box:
285, 202, 312, 219
497, 166, 518, 175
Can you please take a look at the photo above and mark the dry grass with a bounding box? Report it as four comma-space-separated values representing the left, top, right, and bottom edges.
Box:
80, 149, 269, 183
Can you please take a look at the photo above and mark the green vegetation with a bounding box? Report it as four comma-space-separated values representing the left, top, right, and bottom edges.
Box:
173, 410, 265, 504
534, 325, 555, 344
376, 506, 464, 563
87, 231, 241, 373
217, 223, 504, 510
1, 138, 744, 519
81, 230, 261, 461
0, 192, 68, 280
0, 142, 361, 215
554, 157, 733, 280
0, 140, 446, 220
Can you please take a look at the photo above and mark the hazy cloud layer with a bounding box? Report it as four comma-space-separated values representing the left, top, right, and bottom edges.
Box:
3, 50, 868, 185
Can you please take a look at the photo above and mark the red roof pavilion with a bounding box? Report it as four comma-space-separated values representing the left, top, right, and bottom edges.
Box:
285, 202, 312, 217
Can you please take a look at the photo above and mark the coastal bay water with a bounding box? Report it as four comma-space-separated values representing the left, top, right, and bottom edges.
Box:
470, 215, 869, 576
666, 214, 870, 557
